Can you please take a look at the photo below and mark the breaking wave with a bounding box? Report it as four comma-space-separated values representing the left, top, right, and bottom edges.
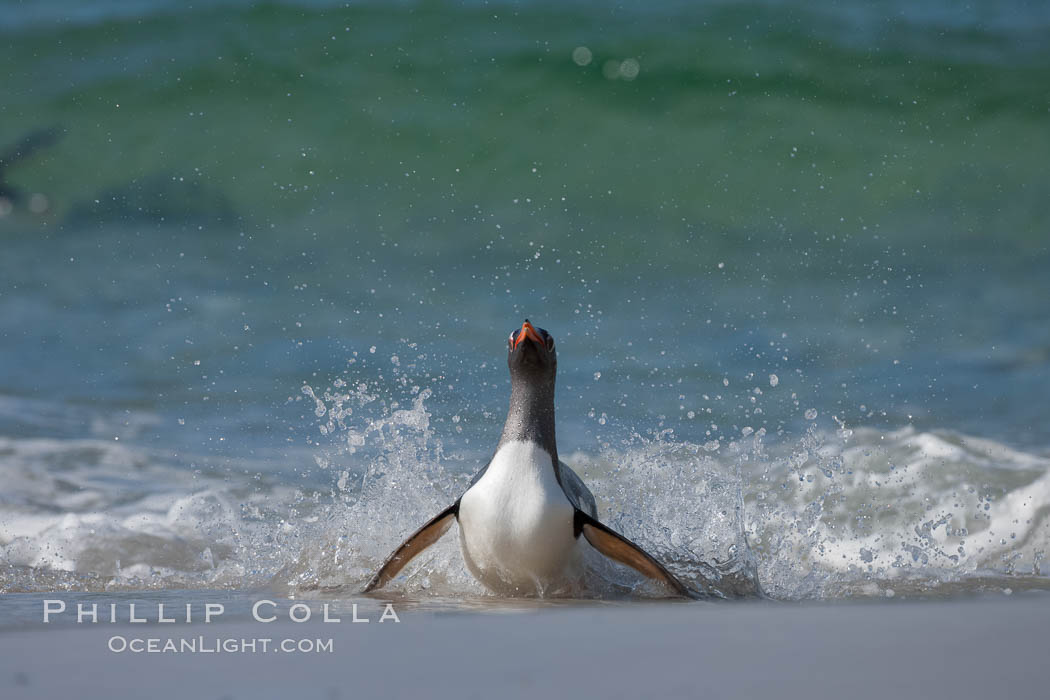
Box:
3, 382, 1047, 602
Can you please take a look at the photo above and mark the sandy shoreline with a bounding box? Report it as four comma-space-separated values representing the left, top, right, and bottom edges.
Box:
2, 592, 1047, 699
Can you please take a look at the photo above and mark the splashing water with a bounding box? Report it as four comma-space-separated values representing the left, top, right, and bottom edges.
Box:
2, 378, 1047, 600
274, 377, 1050, 601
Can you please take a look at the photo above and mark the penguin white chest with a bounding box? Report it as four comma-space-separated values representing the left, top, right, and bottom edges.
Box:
458, 440, 579, 594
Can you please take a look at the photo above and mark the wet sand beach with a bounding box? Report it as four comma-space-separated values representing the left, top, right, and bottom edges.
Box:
2, 592, 1047, 699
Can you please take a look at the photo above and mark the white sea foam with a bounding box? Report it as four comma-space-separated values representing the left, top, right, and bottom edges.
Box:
1, 388, 1048, 600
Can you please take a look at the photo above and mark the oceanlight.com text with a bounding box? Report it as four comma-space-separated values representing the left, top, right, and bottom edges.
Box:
107, 636, 334, 654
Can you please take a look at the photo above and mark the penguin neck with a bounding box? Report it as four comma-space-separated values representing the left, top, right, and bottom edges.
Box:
498, 378, 557, 463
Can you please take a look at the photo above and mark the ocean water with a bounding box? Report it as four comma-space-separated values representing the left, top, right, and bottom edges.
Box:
1, 0, 1048, 601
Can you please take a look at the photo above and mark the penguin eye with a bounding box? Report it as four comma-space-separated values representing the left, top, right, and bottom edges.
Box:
545, 334, 555, 351
508, 331, 516, 348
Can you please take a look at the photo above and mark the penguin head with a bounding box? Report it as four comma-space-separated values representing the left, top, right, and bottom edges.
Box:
507, 319, 557, 383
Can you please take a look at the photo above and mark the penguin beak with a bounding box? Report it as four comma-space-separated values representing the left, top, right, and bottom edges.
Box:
513, 320, 543, 350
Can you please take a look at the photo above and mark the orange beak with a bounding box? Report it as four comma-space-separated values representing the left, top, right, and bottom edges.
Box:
513, 320, 543, 350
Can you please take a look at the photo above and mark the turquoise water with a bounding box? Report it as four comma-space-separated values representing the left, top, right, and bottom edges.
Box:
0, 1, 1048, 598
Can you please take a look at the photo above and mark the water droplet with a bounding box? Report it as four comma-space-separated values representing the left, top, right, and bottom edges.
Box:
572, 46, 592, 66
619, 58, 640, 80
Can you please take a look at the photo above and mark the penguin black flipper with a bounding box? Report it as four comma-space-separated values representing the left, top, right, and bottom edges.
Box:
362, 502, 459, 593
465, 457, 493, 489
363, 455, 497, 593
574, 509, 699, 599
558, 459, 693, 597
557, 460, 598, 517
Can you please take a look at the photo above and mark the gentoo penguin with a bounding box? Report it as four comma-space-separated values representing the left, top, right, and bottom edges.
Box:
0, 126, 62, 214
363, 320, 696, 598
